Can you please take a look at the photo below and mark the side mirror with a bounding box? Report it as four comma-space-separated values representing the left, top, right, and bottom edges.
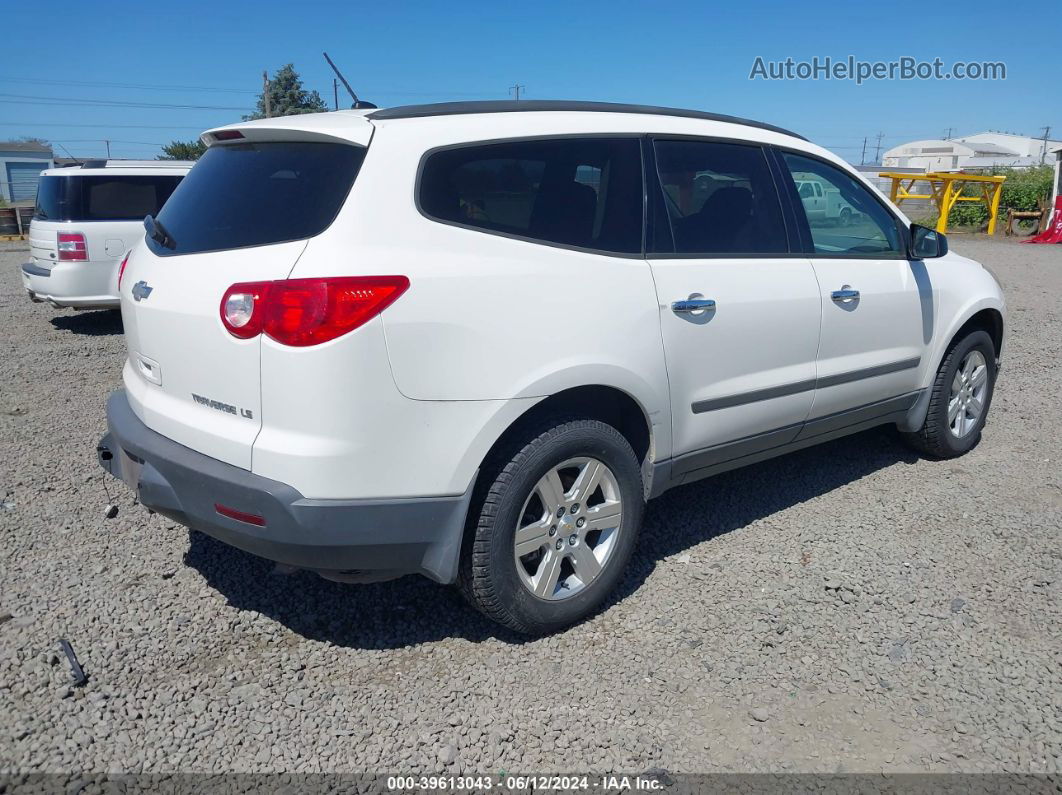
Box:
910, 224, 948, 259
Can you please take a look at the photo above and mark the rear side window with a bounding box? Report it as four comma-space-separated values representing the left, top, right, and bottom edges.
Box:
650, 139, 788, 256
34, 175, 182, 222
149, 142, 365, 256
419, 138, 643, 254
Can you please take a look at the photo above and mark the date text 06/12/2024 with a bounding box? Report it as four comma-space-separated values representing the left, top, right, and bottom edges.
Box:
385, 774, 667, 791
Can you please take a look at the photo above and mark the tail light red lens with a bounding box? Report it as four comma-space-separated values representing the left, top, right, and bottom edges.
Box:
117, 253, 131, 290
220, 276, 409, 347
57, 232, 87, 261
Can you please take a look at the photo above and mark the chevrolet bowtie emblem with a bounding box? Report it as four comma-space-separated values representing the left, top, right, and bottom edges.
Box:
132, 281, 153, 302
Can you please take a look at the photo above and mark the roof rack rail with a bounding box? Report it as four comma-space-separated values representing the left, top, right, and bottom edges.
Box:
367, 100, 806, 141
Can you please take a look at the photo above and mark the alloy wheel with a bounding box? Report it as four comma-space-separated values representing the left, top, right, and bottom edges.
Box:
513, 457, 622, 600
948, 349, 988, 438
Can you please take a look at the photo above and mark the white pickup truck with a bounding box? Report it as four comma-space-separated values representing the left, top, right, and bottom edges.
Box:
796, 178, 859, 226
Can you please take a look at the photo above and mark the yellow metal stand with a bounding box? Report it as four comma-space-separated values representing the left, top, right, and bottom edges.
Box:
879, 172, 1006, 235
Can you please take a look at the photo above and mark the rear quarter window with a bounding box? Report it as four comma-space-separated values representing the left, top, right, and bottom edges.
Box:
418, 137, 644, 255
149, 142, 365, 256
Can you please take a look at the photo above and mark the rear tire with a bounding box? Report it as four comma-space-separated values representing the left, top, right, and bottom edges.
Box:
902, 329, 996, 458
459, 418, 644, 635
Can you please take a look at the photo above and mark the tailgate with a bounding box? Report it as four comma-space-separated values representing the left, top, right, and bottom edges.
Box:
121, 241, 307, 469
118, 131, 368, 470
28, 221, 58, 269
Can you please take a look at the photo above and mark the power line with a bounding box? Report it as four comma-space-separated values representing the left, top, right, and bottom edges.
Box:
0, 74, 499, 99
0, 122, 204, 129
0, 93, 252, 111
0, 75, 257, 94
49, 139, 166, 146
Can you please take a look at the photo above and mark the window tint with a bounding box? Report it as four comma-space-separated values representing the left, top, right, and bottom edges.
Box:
34, 176, 63, 221
34, 175, 182, 222
419, 138, 643, 254
150, 142, 364, 256
650, 140, 787, 255
781, 153, 902, 256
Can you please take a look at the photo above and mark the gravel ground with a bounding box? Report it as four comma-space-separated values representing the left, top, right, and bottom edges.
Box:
0, 237, 1059, 777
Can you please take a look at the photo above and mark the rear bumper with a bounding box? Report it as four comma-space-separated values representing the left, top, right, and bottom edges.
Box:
21, 261, 119, 309
97, 390, 472, 583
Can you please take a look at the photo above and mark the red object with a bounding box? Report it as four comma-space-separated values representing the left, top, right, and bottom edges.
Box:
214, 503, 266, 526
212, 130, 245, 141
57, 232, 87, 261
220, 276, 410, 346
1023, 196, 1062, 244
117, 253, 130, 290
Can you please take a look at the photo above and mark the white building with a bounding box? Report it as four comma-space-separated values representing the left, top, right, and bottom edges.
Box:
882, 131, 1062, 172
957, 132, 1061, 162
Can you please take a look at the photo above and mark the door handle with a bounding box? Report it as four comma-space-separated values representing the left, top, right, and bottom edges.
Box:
672, 295, 717, 314
831, 286, 860, 303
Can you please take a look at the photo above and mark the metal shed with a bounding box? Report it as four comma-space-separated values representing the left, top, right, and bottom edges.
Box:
0, 141, 55, 203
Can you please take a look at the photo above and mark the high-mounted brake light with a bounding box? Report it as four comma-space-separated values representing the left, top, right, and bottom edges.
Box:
220, 276, 410, 346
117, 253, 130, 290
57, 232, 87, 262
213, 130, 245, 141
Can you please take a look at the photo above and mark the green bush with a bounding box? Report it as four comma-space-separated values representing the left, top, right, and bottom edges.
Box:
946, 165, 1054, 229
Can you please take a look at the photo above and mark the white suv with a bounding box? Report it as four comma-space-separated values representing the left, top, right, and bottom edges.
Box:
22, 160, 191, 309
97, 102, 1005, 634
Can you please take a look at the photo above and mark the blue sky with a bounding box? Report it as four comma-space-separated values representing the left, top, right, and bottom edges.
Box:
0, 0, 1055, 162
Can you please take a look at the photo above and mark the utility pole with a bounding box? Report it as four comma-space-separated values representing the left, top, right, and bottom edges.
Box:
873, 132, 884, 164
333, 79, 339, 111
104, 140, 111, 159
943, 127, 953, 140
509, 84, 525, 100
1040, 126, 1051, 165
262, 70, 272, 118
860, 137, 867, 166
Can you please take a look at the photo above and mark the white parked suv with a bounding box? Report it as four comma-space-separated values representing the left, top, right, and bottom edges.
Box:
97, 102, 1005, 634
21, 160, 190, 309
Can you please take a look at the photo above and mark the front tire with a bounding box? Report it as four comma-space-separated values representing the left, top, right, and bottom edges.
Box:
903, 329, 997, 458
459, 418, 644, 635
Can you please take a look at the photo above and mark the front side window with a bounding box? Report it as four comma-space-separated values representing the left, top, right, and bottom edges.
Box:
419, 137, 643, 254
781, 152, 902, 256
650, 139, 788, 256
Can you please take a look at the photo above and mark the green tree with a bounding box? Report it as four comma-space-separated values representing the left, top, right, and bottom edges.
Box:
245, 63, 328, 120
157, 139, 207, 160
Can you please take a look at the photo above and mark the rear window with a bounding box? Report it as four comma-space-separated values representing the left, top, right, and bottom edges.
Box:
148, 142, 365, 256
34, 175, 182, 222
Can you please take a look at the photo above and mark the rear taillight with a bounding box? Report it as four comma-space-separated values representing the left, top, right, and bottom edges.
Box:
57, 232, 87, 262
117, 253, 130, 290
220, 276, 410, 347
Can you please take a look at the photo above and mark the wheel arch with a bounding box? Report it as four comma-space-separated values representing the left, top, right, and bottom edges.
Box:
899, 301, 1004, 433
474, 384, 662, 501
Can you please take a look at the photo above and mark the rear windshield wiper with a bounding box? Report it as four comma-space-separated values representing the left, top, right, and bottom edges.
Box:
144, 214, 176, 250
